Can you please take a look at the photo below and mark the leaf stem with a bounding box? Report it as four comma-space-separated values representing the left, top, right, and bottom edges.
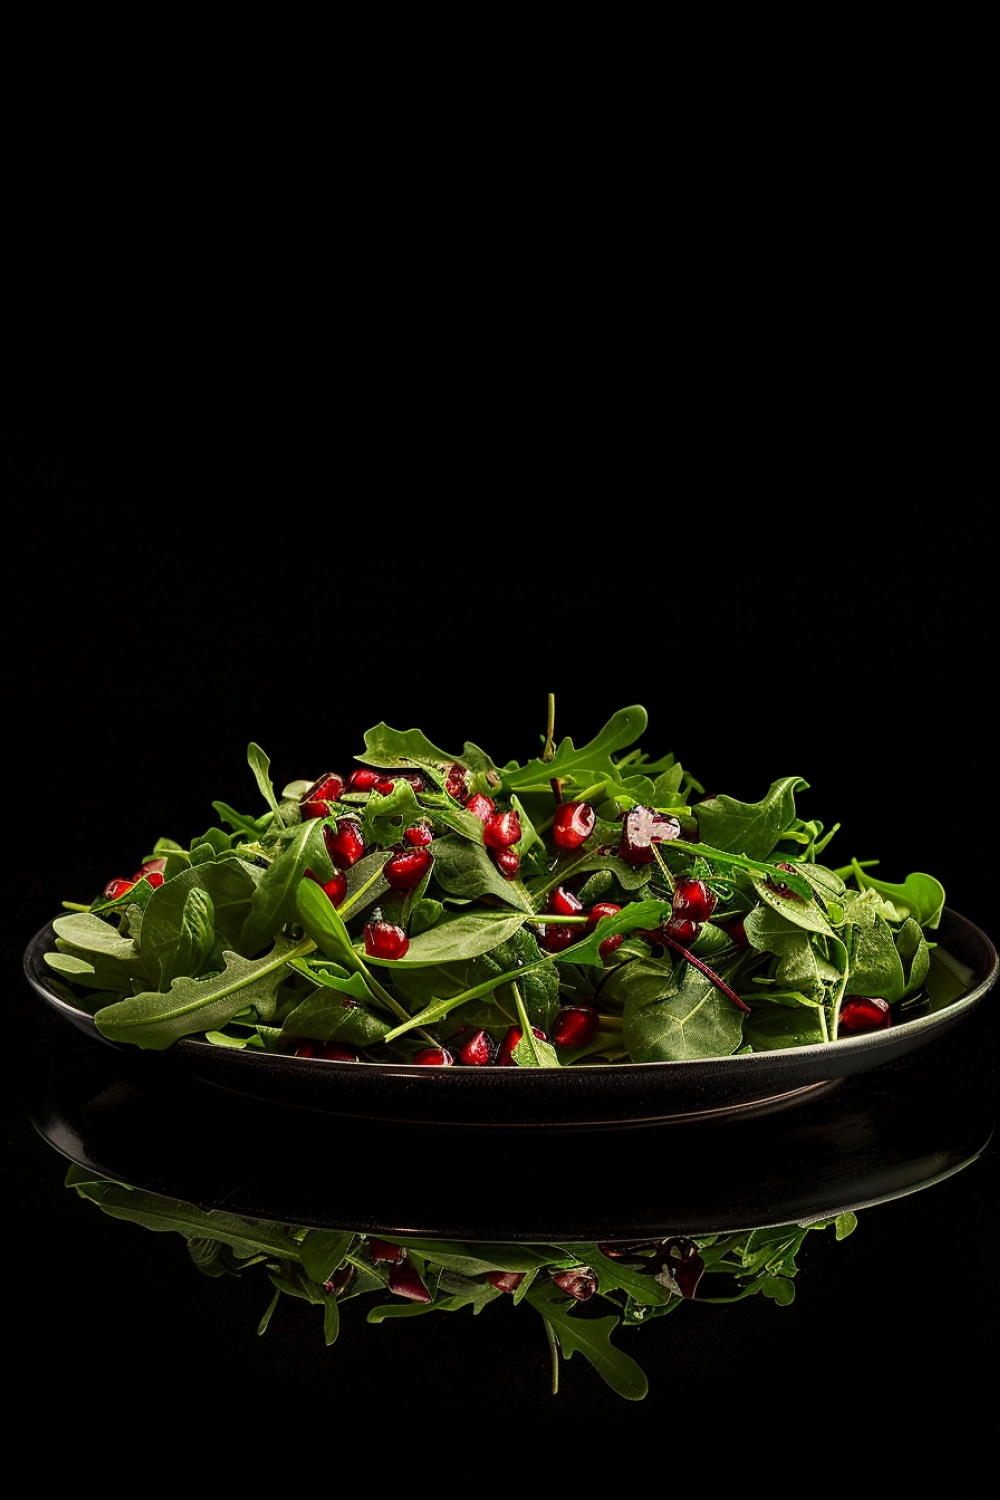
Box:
657, 933, 751, 1015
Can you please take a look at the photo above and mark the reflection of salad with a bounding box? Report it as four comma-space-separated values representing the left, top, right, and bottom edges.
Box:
44, 700, 946, 1064
66, 1164, 858, 1400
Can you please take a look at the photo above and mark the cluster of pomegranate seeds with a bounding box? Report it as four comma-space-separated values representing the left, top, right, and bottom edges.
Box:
839, 996, 892, 1033
587, 900, 623, 960
657, 876, 718, 947
102, 856, 169, 901
300, 773, 346, 818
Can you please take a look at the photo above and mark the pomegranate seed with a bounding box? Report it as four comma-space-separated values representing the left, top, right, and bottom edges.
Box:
102, 878, 137, 900
300, 773, 346, 818
369, 1239, 406, 1263
464, 792, 496, 822
321, 871, 348, 905
346, 768, 382, 791
839, 996, 892, 1033
552, 1267, 597, 1301
486, 1271, 526, 1293
364, 915, 409, 960
446, 765, 469, 799
455, 1028, 495, 1066
497, 1024, 547, 1066
323, 817, 366, 868
546, 885, 584, 917
552, 801, 596, 849
373, 777, 396, 796
619, 807, 682, 865
587, 902, 622, 928
660, 915, 701, 944
552, 1005, 600, 1046
404, 823, 434, 847
539, 923, 577, 953
383, 846, 433, 890
766, 862, 805, 900
484, 810, 521, 849
599, 933, 624, 960
325, 1265, 355, 1294
662, 1238, 706, 1299
134, 858, 168, 879
412, 1046, 454, 1065
134, 870, 164, 888
389, 1255, 432, 1302
494, 849, 520, 879
671, 877, 717, 922
293, 1040, 360, 1061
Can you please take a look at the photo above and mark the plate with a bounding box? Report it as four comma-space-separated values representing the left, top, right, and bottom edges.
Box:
23, 907, 997, 1128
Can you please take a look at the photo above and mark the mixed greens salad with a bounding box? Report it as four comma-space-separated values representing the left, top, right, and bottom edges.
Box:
43, 700, 947, 1065
65, 1164, 859, 1401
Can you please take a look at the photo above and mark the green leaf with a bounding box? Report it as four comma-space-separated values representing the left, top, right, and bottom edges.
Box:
695, 778, 809, 860
239, 820, 334, 957
849, 863, 945, 929
527, 1289, 648, 1401
279, 986, 391, 1046
50, 912, 151, 989
364, 910, 529, 968
248, 742, 285, 828
299, 1231, 355, 1285
69, 1179, 300, 1257
622, 960, 747, 1062
94, 935, 309, 1049
295, 875, 358, 965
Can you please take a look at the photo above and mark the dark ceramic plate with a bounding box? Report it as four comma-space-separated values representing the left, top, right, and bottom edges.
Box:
23, 907, 998, 1129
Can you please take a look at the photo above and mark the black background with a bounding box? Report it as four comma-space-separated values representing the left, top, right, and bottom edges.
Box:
6, 396, 996, 1494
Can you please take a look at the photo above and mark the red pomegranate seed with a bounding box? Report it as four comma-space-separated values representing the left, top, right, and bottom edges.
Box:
660, 915, 701, 944
412, 1046, 454, 1065
719, 914, 749, 949
346, 768, 382, 791
323, 817, 366, 869
364, 916, 409, 960
134, 858, 168, 879
546, 885, 584, 917
300, 773, 346, 818
839, 996, 892, 1034
671, 877, 717, 922
293, 1040, 360, 1061
552, 1267, 597, 1301
370, 1239, 405, 1263
321, 871, 348, 906
552, 801, 596, 849
497, 1024, 547, 1066
134, 870, 164, 888
456, 1028, 495, 1066
552, 1005, 600, 1046
494, 849, 521, 879
389, 1256, 432, 1302
599, 933, 624, 960
383, 847, 433, 890
373, 777, 396, 796
465, 792, 496, 822
618, 807, 682, 865
486, 1271, 526, 1293
587, 901, 622, 928
102, 878, 136, 900
446, 764, 469, 799
404, 823, 434, 847
483, 810, 521, 849
539, 923, 577, 953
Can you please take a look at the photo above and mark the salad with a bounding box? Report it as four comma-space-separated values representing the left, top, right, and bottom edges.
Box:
43, 700, 946, 1065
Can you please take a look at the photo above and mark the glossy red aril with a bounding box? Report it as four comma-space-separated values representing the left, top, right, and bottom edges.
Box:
305, 867, 348, 906
671, 877, 717, 922
388, 1255, 432, 1303
404, 822, 434, 847
465, 792, 496, 822
599, 933, 624, 959
483, 809, 521, 849
346, 768, 382, 792
498, 1024, 547, 1066
587, 902, 622, 928
456, 1028, 495, 1066
323, 817, 366, 868
412, 1046, 454, 1065
838, 996, 892, 1034
546, 885, 584, 917
383, 846, 433, 890
552, 1005, 600, 1046
446, 764, 469, 799
364, 914, 409, 960
552, 1267, 598, 1301
619, 807, 682, 865
487, 1271, 526, 1293
102, 878, 137, 900
293, 1040, 360, 1061
300, 773, 346, 818
660, 914, 701, 944
134, 858, 167, 886
494, 848, 520, 879
539, 923, 577, 953
134, 869, 164, 888
552, 801, 596, 849
369, 1239, 406, 1263
373, 777, 396, 796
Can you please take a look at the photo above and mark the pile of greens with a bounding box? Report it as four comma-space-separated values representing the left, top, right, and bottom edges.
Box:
43, 702, 946, 1063
65, 1165, 858, 1401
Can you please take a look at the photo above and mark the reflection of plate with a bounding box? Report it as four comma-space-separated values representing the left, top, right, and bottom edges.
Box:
23, 907, 998, 1128
27, 1003, 995, 1241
